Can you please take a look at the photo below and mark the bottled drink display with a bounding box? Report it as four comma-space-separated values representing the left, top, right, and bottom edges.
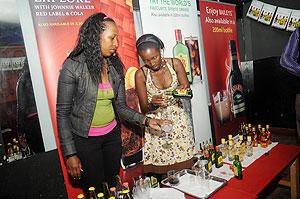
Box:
266, 124, 272, 144
88, 187, 97, 199
208, 140, 215, 165
97, 193, 104, 199
215, 146, 223, 168
165, 88, 193, 98
173, 29, 193, 83
246, 136, 253, 157
228, 40, 245, 117
252, 127, 258, 147
220, 138, 228, 159
260, 128, 268, 148
233, 155, 243, 180
228, 140, 235, 161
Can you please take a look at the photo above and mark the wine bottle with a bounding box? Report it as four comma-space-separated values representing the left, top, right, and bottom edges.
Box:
173, 29, 193, 83
229, 40, 245, 117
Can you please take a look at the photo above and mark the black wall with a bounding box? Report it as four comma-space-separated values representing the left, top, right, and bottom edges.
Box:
237, 0, 300, 61
0, 150, 67, 199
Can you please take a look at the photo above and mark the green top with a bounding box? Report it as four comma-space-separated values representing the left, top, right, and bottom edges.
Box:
90, 84, 115, 127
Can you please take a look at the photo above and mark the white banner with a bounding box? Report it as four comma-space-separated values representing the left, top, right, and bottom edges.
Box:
139, 0, 212, 147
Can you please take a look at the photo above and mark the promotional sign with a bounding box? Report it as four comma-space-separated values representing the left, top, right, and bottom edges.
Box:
257, 3, 276, 25
139, 0, 213, 147
287, 10, 300, 31
246, 0, 263, 20
25, 0, 141, 198
272, 7, 292, 30
199, 0, 246, 143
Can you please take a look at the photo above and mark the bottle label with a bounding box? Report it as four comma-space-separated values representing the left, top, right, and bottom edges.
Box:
208, 161, 212, 172
234, 166, 238, 176
218, 156, 223, 164
211, 153, 215, 162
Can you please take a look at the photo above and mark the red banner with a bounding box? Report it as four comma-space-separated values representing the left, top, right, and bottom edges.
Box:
199, 0, 246, 144
28, 0, 141, 198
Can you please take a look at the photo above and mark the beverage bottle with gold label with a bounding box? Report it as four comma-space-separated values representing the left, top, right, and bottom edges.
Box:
228, 134, 233, 143
228, 140, 235, 161
204, 151, 213, 173
266, 124, 272, 145
260, 128, 268, 148
252, 127, 258, 147
165, 88, 193, 98
233, 155, 243, 180
246, 136, 253, 157
220, 138, 228, 159
215, 146, 223, 168
235, 142, 243, 162
208, 142, 215, 165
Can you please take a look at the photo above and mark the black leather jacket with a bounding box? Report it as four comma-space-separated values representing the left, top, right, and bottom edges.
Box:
56, 54, 145, 157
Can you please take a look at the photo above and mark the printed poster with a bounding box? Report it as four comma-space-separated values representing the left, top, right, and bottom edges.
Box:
199, 0, 247, 144
247, 0, 264, 20
257, 3, 276, 25
287, 10, 300, 31
272, 7, 292, 30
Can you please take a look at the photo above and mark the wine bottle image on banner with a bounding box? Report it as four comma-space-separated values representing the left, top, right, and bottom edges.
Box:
173, 29, 193, 83
229, 40, 245, 117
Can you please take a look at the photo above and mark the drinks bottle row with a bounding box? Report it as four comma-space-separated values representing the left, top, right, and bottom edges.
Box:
76, 175, 132, 199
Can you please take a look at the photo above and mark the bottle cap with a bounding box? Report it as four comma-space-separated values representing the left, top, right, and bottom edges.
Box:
234, 155, 239, 160
88, 187, 95, 191
228, 134, 232, 139
252, 127, 256, 131
266, 124, 269, 128
239, 135, 243, 140
258, 124, 261, 127
215, 146, 220, 151
229, 140, 233, 146
236, 142, 240, 147
109, 187, 116, 192
175, 29, 182, 42
247, 136, 251, 142
262, 127, 265, 131
123, 182, 129, 187
108, 197, 115, 199
123, 189, 130, 194
221, 138, 225, 144
77, 194, 85, 199
97, 193, 104, 197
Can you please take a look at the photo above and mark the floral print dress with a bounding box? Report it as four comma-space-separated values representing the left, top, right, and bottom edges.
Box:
143, 61, 196, 173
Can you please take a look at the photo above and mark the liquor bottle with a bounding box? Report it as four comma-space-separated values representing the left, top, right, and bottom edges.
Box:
173, 29, 193, 83
102, 182, 111, 199
266, 124, 272, 144
165, 88, 193, 98
235, 142, 243, 162
252, 127, 258, 147
260, 128, 268, 148
246, 136, 253, 157
115, 175, 124, 198
122, 189, 132, 199
204, 151, 212, 173
208, 142, 215, 165
123, 182, 129, 192
228, 140, 235, 161
88, 187, 97, 199
220, 138, 228, 159
215, 146, 223, 168
109, 187, 117, 198
239, 135, 246, 155
233, 155, 243, 180
77, 194, 85, 199
228, 134, 233, 143
229, 40, 245, 117
244, 126, 249, 142
257, 124, 262, 144
97, 193, 104, 199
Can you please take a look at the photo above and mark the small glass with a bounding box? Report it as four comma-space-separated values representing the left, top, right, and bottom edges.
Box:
167, 170, 180, 185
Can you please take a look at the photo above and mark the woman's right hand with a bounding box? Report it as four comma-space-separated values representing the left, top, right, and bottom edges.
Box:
66, 155, 83, 179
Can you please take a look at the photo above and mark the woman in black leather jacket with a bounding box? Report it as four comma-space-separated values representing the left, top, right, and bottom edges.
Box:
56, 13, 165, 193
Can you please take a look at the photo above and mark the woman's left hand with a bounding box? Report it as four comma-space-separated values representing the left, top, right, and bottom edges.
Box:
148, 118, 172, 131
